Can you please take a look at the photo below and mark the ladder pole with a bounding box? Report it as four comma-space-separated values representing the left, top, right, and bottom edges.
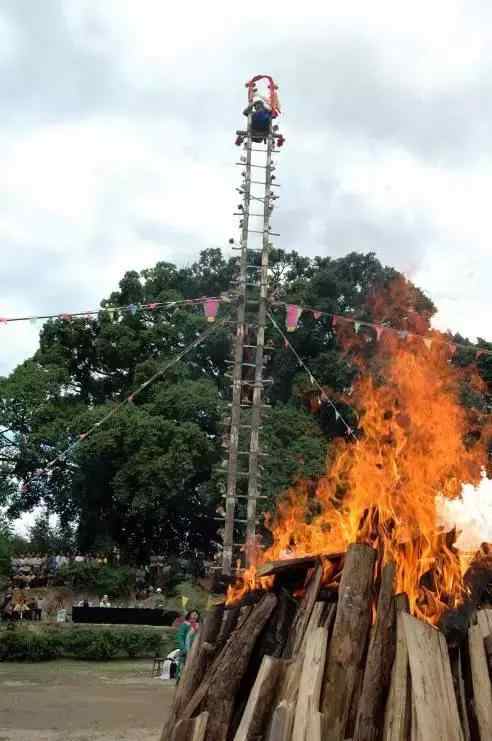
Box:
245, 129, 273, 564
222, 123, 252, 575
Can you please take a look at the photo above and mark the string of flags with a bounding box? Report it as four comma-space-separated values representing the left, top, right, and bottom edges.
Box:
267, 312, 358, 441
19, 320, 227, 494
279, 302, 492, 360
0, 296, 228, 328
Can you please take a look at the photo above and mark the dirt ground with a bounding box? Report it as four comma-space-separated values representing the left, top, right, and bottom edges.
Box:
0, 659, 175, 741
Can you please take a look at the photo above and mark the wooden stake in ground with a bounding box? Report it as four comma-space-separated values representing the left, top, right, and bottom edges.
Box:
469, 623, 492, 740
354, 562, 396, 741
322, 543, 377, 741
402, 613, 464, 741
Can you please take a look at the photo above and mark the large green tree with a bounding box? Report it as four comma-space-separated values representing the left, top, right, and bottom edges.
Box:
1, 248, 486, 561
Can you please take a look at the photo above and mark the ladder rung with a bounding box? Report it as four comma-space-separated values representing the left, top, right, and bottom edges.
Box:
221, 494, 267, 500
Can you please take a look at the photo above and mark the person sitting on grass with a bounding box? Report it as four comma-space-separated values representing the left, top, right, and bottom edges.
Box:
176, 610, 200, 681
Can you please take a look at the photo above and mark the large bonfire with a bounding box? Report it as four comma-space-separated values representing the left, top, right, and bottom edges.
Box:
229, 283, 491, 625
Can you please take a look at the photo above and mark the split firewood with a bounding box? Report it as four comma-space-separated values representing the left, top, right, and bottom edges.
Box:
383, 595, 411, 741
233, 655, 285, 741
292, 626, 328, 741
267, 700, 295, 741
469, 623, 492, 740
403, 613, 464, 741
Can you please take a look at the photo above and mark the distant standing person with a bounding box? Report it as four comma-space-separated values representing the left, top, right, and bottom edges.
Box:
176, 610, 200, 680
99, 595, 111, 607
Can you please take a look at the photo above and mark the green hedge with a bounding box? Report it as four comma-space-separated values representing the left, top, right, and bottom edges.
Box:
53, 562, 133, 598
0, 627, 165, 662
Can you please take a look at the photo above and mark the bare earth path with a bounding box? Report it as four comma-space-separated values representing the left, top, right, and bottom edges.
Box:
0, 660, 175, 741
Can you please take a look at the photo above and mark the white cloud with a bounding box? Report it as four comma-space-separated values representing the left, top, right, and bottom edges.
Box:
0, 0, 491, 380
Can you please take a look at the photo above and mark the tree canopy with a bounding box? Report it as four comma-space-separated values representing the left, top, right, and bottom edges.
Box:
0, 248, 489, 562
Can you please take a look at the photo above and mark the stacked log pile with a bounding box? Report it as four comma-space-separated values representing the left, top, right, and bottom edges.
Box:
161, 543, 492, 741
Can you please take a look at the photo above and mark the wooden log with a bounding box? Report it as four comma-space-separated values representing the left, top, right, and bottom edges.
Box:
202, 593, 278, 741
257, 552, 343, 578
322, 543, 377, 741
283, 563, 323, 659
267, 700, 295, 741
469, 623, 492, 740
354, 562, 396, 741
292, 626, 328, 741
383, 596, 411, 741
162, 604, 225, 739
233, 656, 285, 741
403, 613, 464, 741
171, 712, 208, 741
217, 604, 241, 648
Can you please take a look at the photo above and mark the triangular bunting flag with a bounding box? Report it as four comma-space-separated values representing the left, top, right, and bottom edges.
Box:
449, 343, 457, 356
147, 302, 158, 311
0, 318, 8, 326
313, 310, 322, 320
127, 394, 135, 404
332, 315, 338, 328
204, 298, 220, 322
375, 325, 384, 341
286, 304, 303, 332
423, 338, 433, 351
335, 409, 340, 421
354, 321, 361, 334
398, 330, 409, 340
308, 374, 315, 385
29, 317, 41, 326
128, 304, 138, 316
476, 349, 486, 359
79, 432, 88, 441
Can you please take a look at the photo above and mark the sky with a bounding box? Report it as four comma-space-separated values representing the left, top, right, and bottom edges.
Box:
2, 0, 492, 535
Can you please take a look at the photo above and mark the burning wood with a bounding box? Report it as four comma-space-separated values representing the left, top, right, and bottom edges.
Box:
161, 543, 492, 740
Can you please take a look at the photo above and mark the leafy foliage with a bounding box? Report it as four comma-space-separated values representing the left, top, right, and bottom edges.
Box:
55, 562, 133, 598
2, 247, 486, 561
0, 626, 164, 662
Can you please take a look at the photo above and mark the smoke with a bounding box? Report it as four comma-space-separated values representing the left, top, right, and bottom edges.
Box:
439, 474, 492, 551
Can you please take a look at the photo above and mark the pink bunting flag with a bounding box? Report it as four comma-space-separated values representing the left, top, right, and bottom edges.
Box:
204, 298, 220, 322
423, 338, 433, 351
147, 303, 158, 311
0, 317, 8, 326
284, 338, 289, 349
449, 343, 457, 356
286, 304, 303, 332
476, 349, 486, 359
375, 325, 384, 341
332, 315, 338, 328
313, 310, 322, 320
59, 313, 72, 321
79, 432, 88, 440
127, 394, 135, 404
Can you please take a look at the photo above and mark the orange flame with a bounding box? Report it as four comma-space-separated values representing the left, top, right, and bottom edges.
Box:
228, 329, 489, 624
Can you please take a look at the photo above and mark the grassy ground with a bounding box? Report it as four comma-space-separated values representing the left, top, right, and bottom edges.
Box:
0, 659, 175, 741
